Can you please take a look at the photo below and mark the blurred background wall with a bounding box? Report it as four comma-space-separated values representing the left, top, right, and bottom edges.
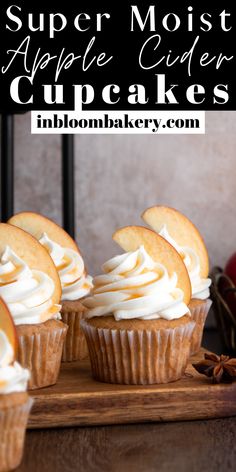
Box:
13, 111, 236, 279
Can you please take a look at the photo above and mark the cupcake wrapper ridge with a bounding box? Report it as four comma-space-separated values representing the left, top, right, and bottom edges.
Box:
81, 319, 195, 385
17, 323, 68, 390
0, 397, 33, 472
61, 309, 88, 362
189, 299, 212, 355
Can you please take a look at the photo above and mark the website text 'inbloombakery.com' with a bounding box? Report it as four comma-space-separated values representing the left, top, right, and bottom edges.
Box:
31, 111, 205, 134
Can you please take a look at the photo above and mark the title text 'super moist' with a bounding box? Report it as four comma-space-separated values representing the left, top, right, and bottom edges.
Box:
142, 206, 212, 354
82, 226, 195, 385
8, 212, 93, 361
0, 223, 67, 389
0, 298, 32, 472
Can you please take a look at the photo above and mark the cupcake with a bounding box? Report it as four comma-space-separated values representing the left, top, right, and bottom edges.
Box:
0, 298, 32, 471
81, 226, 195, 385
0, 223, 67, 389
142, 206, 212, 355
8, 212, 93, 362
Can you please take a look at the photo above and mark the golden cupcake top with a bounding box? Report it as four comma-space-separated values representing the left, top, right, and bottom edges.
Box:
8, 212, 93, 301
0, 223, 61, 325
113, 225, 191, 304
83, 226, 192, 321
142, 206, 211, 299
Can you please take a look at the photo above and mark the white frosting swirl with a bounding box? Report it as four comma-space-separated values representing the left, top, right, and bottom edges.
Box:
0, 246, 61, 325
83, 246, 189, 321
0, 330, 29, 394
0, 330, 14, 368
39, 233, 93, 301
159, 225, 211, 300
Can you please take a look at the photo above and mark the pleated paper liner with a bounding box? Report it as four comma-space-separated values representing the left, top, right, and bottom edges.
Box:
188, 299, 212, 355
17, 319, 68, 390
61, 300, 88, 362
0, 396, 33, 472
81, 319, 195, 385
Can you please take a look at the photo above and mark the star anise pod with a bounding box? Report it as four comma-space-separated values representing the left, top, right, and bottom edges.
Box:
193, 353, 236, 383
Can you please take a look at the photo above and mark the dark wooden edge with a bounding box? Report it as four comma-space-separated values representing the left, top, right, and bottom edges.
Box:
28, 383, 236, 429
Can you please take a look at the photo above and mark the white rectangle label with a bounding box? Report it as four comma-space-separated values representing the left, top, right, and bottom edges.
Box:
31, 110, 205, 134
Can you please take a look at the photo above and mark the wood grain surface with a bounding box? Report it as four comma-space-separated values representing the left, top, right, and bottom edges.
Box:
18, 417, 236, 472
28, 349, 236, 429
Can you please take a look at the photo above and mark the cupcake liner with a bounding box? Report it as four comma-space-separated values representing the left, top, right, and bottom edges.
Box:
81, 319, 195, 385
17, 322, 68, 390
189, 299, 212, 355
61, 309, 88, 362
0, 397, 33, 472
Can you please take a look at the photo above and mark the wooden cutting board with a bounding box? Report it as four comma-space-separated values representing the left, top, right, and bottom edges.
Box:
28, 349, 236, 429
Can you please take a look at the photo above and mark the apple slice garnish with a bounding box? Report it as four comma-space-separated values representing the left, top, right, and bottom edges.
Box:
0, 297, 17, 363
0, 223, 61, 305
142, 206, 209, 278
113, 225, 191, 305
8, 212, 79, 253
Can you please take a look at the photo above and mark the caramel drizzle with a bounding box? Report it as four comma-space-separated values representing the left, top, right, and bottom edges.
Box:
0, 264, 22, 286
